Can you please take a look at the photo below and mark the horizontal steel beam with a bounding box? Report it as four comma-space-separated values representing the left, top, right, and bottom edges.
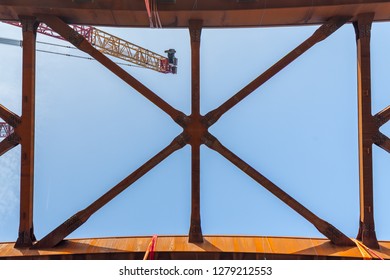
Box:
1, 235, 389, 260
1, 1, 390, 27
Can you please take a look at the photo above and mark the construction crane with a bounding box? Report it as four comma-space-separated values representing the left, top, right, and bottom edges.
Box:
1, 21, 178, 74
0, 122, 13, 138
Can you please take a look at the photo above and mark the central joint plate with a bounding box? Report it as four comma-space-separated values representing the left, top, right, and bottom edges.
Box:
183, 115, 208, 145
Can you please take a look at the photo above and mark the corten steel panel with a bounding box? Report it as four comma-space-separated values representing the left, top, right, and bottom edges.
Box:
1, 1, 390, 27
0, 236, 389, 260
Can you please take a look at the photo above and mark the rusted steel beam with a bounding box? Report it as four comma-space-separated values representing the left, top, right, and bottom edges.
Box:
354, 13, 379, 249
188, 20, 203, 243
1, 0, 389, 12
33, 133, 188, 249
0, 133, 20, 157
1, 0, 390, 28
38, 14, 187, 126
14, 16, 38, 248
0, 104, 21, 128
189, 144, 203, 243
5, 235, 390, 260
190, 20, 202, 117
374, 132, 390, 154
203, 16, 349, 127
203, 133, 354, 246
374, 105, 390, 127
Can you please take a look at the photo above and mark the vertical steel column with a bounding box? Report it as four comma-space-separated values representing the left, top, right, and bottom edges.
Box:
354, 13, 379, 249
15, 16, 38, 248
188, 19, 203, 243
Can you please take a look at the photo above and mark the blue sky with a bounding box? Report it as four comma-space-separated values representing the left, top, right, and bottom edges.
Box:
0, 21, 390, 243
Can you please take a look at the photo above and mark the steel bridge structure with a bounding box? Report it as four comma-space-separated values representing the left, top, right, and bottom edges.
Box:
1, 0, 390, 260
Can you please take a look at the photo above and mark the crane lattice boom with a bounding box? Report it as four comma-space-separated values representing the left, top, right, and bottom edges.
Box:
0, 122, 13, 138
3, 21, 177, 74
91, 27, 171, 73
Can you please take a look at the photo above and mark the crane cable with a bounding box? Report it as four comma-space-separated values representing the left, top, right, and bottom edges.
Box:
37, 40, 77, 49
36, 48, 145, 68
144, 0, 154, 28
145, 0, 162, 28
152, 0, 162, 28
143, 235, 158, 260
0, 38, 145, 69
352, 238, 384, 260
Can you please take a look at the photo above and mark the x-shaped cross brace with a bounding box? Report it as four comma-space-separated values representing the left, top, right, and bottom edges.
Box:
32, 15, 355, 248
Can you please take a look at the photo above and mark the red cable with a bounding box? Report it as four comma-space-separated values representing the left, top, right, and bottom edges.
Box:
148, 235, 158, 260
144, 0, 153, 27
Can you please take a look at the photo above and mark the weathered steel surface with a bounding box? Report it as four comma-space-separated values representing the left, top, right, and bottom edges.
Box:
33, 134, 188, 249
0, 104, 21, 128
0, 1, 390, 27
375, 105, 390, 126
374, 133, 390, 153
0, 133, 20, 157
14, 16, 38, 248
354, 13, 379, 249
2, 236, 390, 260
188, 19, 203, 243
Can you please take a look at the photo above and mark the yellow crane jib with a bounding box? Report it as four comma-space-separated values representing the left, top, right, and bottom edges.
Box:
2, 21, 177, 74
